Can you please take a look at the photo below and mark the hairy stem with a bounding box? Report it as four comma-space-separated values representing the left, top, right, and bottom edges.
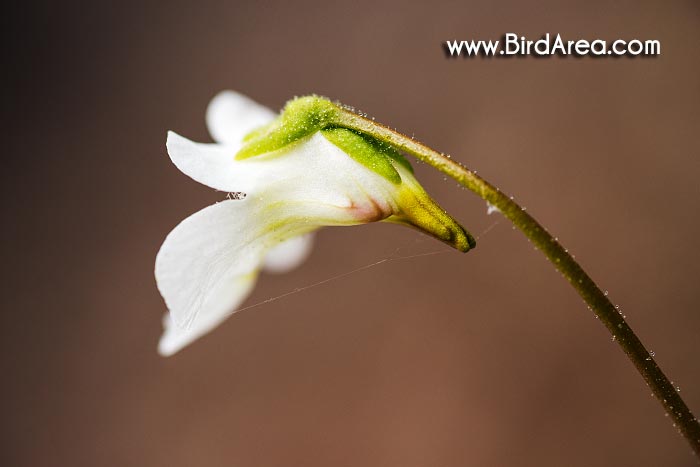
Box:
335, 108, 700, 458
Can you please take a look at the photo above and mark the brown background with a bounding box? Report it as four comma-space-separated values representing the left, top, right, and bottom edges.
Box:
4, 1, 700, 466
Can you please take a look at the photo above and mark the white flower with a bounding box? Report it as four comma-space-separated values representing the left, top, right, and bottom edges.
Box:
156, 91, 474, 356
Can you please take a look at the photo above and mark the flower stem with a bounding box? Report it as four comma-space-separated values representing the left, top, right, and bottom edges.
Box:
334, 107, 700, 458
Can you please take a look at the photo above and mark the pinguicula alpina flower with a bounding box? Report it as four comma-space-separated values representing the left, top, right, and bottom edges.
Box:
156, 91, 475, 356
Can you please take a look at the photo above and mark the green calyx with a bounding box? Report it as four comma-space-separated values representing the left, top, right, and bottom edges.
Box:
235, 96, 413, 184
236, 96, 339, 160
321, 128, 412, 185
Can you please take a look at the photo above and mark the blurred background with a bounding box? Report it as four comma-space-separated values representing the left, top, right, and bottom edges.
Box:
4, 0, 699, 465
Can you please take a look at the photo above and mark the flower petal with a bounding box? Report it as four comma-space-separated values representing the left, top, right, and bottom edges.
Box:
158, 274, 256, 356
206, 90, 276, 145
166, 131, 257, 192
155, 200, 268, 338
263, 233, 315, 273
155, 187, 333, 355
167, 131, 390, 209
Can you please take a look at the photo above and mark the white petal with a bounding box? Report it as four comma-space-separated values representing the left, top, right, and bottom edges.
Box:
155, 196, 326, 355
157, 133, 409, 354
263, 233, 315, 273
166, 131, 257, 192
155, 200, 267, 335
206, 90, 276, 145
158, 274, 256, 356
166, 132, 389, 209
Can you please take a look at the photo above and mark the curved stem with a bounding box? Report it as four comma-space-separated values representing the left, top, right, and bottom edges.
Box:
334, 108, 700, 458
